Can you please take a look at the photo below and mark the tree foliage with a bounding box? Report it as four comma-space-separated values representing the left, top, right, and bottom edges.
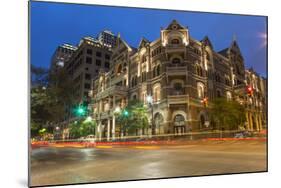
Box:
30, 64, 75, 137
209, 98, 246, 130
69, 119, 96, 138
116, 100, 149, 135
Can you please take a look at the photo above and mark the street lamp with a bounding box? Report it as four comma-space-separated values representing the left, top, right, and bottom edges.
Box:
114, 106, 121, 113
146, 95, 155, 135
85, 116, 92, 123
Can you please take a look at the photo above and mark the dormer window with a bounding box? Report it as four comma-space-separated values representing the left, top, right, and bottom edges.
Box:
172, 24, 178, 30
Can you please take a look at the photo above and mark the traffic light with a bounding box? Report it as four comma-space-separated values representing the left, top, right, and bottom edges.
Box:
201, 97, 208, 107
246, 85, 254, 97
75, 105, 87, 116
123, 109, 129, 117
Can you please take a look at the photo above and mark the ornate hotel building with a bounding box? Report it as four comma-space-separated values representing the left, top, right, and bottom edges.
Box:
89, 20, 267, 140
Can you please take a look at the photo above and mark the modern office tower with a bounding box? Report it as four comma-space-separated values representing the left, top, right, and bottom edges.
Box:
97, 30, 117, 48
50, 44, 77, 73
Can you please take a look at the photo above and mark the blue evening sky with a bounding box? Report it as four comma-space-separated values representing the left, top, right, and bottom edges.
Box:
30, 1, 267, 77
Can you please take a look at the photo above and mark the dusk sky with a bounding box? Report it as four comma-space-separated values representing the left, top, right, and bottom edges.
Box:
30, 1, 267, 77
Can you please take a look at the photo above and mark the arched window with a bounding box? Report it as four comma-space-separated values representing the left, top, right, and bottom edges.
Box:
141, 71, 146, 82
132, 94, 137, 100
117, 64, 122, 74
131, 76, 138, 87
134, 76, 138, 86
153, 84, 161, 102
197, 82, 204, 98
171, 38, 180, 45
174, 114, 185, 126
154, 113, 164, 134
225, 76, 230, 86
142, 91, 147, 103
172, 58, 181, 65
153, 66, 156, 77
156, 65, 161, 76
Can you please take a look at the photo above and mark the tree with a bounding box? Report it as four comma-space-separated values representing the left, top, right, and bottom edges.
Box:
31, 65, 52, 137
209, 98, 246, 130
69, 119, 96, 138
31, 64, 49, 87
116, 100, 149, 135
30, 64, 76, 137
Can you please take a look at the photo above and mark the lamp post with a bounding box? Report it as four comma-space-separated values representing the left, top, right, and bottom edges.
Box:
146, 95, 155, 135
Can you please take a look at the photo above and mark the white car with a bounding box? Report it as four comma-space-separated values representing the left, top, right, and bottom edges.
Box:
85, 135, 96, 142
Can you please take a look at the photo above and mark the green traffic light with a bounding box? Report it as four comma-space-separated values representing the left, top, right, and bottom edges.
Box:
76, 106, 86, 116
123, 110, 129, 116
78, 108, 84, 114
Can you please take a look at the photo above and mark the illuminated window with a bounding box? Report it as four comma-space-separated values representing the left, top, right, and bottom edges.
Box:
142, 91, 147, 103
197, 82, 204, 98
153, 84, 161, 102
116, 64, 122, 74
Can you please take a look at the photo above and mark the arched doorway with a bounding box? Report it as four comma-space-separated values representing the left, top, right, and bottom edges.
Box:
154, 113, 164, 134
173, 114, 186, 135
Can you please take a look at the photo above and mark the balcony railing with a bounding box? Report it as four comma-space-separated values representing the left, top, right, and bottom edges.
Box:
165, 44, 186, 49
96, 85, 128, 99
166, 65, 187, 75
167, 94, 189, 104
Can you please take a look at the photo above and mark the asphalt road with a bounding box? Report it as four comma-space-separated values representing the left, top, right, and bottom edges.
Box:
30, 140, 267, 187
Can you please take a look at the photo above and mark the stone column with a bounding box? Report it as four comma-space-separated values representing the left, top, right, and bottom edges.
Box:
249, 112, 253, 131
259, 113, 263, 131
108, 96, 112, 110
112, 95, 116, 140
255, 114, 260, 132
107, 119, 110, 141
245, 111, 250, 130
98, 121, 102, 141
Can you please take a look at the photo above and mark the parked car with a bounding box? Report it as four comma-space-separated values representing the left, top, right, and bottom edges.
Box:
85, 135, 96, 143
234, 131, 252, 138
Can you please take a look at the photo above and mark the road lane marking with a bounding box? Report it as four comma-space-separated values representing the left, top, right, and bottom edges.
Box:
54, 146, 65, 148
96, 146, 113, 149
134, 146, 160, 149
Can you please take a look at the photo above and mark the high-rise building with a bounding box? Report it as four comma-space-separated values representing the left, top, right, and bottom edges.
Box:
50, 44, 77, 73
97, 30, 117, 48
90, 20, 267, 140
65, 36, 113, 104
